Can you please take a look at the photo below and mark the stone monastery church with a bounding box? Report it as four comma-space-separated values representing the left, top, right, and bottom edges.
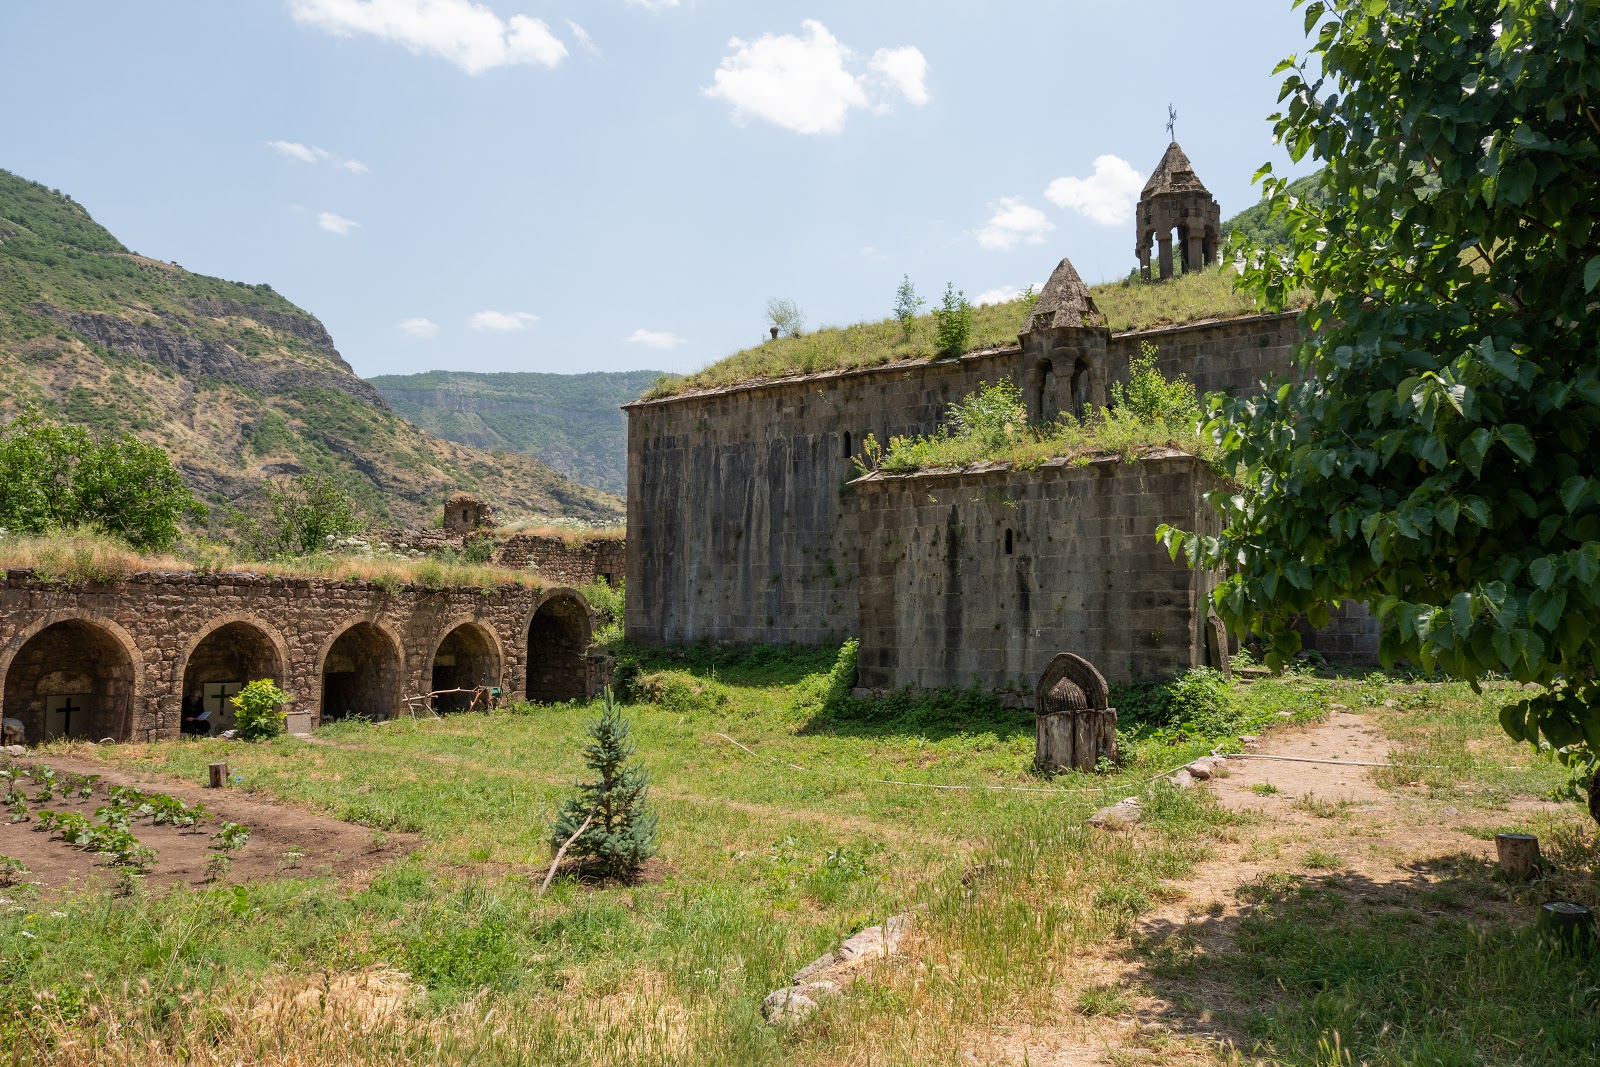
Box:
624, 143, 1376, 700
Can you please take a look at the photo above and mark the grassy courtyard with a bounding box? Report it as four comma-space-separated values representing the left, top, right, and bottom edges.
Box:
0, 647, 1595, 1066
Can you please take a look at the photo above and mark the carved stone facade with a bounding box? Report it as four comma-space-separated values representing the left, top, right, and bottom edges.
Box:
1136, 142, 1222, 281
0, 572, 602, 745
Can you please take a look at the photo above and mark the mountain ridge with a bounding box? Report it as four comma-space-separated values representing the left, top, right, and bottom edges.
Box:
0, 169, 622, 528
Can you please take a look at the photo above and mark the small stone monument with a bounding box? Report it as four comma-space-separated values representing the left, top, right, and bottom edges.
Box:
1034, 653, 1117, 772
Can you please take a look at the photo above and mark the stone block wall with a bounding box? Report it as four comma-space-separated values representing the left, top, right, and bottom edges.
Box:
1108, 312, 1302, 398
853, 452, 1225, 695
625, 312, 1300, 654
0, 572, 600, 744
495, 535, 625, 587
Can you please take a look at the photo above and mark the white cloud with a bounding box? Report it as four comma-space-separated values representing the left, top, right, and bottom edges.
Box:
317, 211, 360, 235
267, 140, 324, 164
627, 328, 686, 349
565, 18, 598, 55
867, 46, 929, 107
1045, 155, 1144, 226
974, 282, 1046, 307
976, 197, 1054, 251
266, 140, 368, 174
704, 20, 928, 135
287, 0, 567, 74
468, 310, 540, 331
396, 317, 440, 338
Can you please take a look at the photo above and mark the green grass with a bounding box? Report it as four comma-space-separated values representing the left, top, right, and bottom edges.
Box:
4, 654, 1593, 1065
0, 645, 1280, 1064
646, 267, 1290, 399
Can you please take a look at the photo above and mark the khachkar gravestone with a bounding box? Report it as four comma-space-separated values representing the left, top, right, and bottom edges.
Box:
1034, 653, 1117, 772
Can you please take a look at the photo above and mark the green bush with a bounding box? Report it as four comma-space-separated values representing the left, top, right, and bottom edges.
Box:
0, 408, 205, 550
232, 474, 364, 559
581, 578, 624, 647
1109, 342, 1201, 426
931, 283, 973, 356
231, 679, 291, 741
632, 669, 729, 713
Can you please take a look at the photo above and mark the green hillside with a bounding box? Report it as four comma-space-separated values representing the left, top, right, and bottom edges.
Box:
369, 370, 665, 496
0, 169, 622, 528
1221, 168, 1330, 249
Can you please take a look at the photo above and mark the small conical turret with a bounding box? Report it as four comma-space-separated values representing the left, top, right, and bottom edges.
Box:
1025, 256, 1107, 334
1135, 140, 1222, 281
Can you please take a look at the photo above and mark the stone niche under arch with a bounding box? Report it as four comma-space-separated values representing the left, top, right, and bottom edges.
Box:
430, 622, 502, 712
320, 622, 402, 724
179, 620, 287, 735
526, 593, 592, 704
2, 619, 138, 744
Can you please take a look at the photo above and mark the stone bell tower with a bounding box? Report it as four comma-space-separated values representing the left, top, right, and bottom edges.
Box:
1136, 142, 1222, 281
1018, 255, 1111, 422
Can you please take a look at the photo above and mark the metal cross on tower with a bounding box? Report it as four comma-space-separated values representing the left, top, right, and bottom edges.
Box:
1166, 104, 1178, 141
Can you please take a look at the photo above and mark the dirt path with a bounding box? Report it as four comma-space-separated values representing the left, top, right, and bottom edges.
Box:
962, 707, 1560, 1066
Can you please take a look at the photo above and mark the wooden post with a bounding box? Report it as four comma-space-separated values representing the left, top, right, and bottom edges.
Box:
208, 762, 228, 789
1495, 832, 1540, 880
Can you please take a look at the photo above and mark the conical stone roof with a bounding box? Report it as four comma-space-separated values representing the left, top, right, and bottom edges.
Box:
1025, 256, 1106, 333
1141, 142, 1211, 199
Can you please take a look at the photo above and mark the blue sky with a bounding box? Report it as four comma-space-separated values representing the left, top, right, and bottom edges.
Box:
0, 1, 1316, 378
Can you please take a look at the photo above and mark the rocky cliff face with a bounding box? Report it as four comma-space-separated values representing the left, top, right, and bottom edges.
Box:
0, 169, 622, 527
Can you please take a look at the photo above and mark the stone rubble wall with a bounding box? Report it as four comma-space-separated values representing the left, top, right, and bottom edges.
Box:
495, 535, 625, 587
853, 452, 1227, 693
0, 571, 600, 743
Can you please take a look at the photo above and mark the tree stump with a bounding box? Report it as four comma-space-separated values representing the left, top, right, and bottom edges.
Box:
208, 762, 229, 789
1536, 900, 1596, 955
1495, 832, 1540, 880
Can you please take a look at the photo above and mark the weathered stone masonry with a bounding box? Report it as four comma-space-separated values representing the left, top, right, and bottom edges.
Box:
624, 310, 1306, 653
854, 452, 1226, 694
0, 572, 601, 744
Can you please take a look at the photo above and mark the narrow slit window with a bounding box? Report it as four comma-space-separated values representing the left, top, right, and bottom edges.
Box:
1005, 529, 1014, 555
843, 431, 852, 458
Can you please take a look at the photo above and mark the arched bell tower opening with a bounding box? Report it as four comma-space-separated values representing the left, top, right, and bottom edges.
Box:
1135, 142, 1221, 282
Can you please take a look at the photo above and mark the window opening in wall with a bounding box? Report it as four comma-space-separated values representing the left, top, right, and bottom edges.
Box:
320, 623, 400, 724
3, 619, 136, 744
431, 624, 500, 713
843, 431, 852, 458
181, 621, 284, 736
1005, 529, 1015, 555
527, 595, 592, 704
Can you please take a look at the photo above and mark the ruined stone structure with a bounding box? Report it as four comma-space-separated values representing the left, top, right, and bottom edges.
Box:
0, 572, 603, 744
443, 493, 495, 534
496, 534, 625, 587
853, 452, 1225, 693
1136, 143, 1222, 281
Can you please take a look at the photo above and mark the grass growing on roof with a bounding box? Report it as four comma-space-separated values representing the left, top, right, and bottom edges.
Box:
644, 267, 1288, 400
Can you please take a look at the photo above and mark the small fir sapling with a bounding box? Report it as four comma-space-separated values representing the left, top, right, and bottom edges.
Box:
549, 688, 658, 879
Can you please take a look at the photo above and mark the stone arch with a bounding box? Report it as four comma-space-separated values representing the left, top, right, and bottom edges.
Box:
174, 617, 289, 735
316, 619, 405, 724
525, 588, 593, 704
0, 613, 142, 744
1069, 359, 1092, 418
427, 618, 505, 713
1031, 359, 1057, 421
